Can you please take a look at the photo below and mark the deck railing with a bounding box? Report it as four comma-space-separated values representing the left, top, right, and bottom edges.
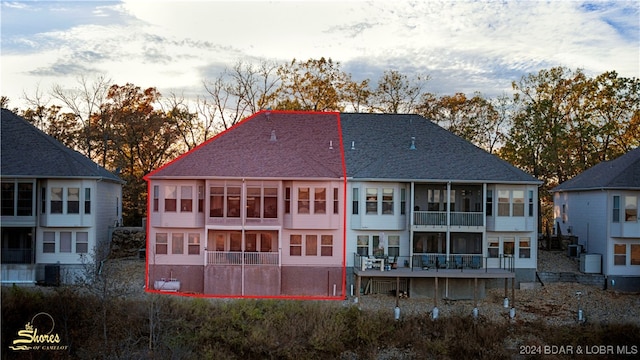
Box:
206, 251, 279, 265
411, 253, 514, 272
413, 211, 484, 227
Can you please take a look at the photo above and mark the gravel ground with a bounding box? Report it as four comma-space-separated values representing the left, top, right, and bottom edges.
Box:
348, 250, 640, 326
111, 251, 639, 326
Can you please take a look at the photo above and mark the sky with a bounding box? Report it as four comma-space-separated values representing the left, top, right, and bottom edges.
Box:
1, 0, 639, 110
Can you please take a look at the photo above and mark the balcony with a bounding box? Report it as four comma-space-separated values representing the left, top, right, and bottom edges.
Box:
413, 211, 484, 227
1, 248, 33, 264
205, 251, 279, 266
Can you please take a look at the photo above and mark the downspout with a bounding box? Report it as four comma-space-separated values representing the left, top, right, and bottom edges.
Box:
241, 178, 246, 296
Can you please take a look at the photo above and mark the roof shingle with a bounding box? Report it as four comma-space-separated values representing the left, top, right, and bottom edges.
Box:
1, 109, 123, 182
552, 148, 640, 192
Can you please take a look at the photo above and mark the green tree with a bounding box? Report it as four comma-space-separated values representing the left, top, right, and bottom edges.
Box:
96, 84, 180, 225
274, 57, 350, 111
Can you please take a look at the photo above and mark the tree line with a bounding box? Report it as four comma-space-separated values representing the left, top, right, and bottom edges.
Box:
1, 59, 638, 228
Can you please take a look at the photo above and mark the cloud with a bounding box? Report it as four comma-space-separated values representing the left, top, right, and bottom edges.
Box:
1, 0, 638, 109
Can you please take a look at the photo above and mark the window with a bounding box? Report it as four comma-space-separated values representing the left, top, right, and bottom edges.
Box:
227, 187, 241, 217
67, 188, 80, 214
180, 186, 192, 212
388, 235, 400, 257
230, 233, 241, 251
76, 232, 88, 253
528, 190, 534, 217
260, 233, 273, 252
188, 233, 200, 255
17, 183, 33, 216
357, 235, 368, 256
321, 235, 333, 256
512, 190, 524, 216
314, 188, 326, 214
198, 186, 204, 213
428, 188, 443, 211
84, 188, 91, 214
51, 188, 63, 214
486, 190, 493, 216
625, 196, 637, 222
562, 204, 567, 223
60, 232, 72, 253
503, 238, 515, 257
285, 187, 291, 214
366, 188, 378, 214
210, 187, 224, 217
290, 235, 302, 256
247, 188, 261, 218
613, 196, 620, 223
153, 186, 159, 212
412, 233, 445, 254
614, 244, 626, 265
165, 186, 177, 212
382, 188, 393, 214
298, 188, 310, 214
43, 231, 55, 253
172, 233, 184, 254
1, 182, 13, 216
264, 188, 278, 218
400, 188, 406, 215
631, 244, 640, 266
372, 235, 383, 257
215, 234, 225, 251
155, 233, 168, 255
333, 188, 339, 214
305, 235, 317, 256
519, 237, 531, 258
245, 233, 257, 252
488, 237, 499, 258
497, 190, 509, 216
41, 187, 46, 214
352, 188, 359, 215
450, 233, 482, 254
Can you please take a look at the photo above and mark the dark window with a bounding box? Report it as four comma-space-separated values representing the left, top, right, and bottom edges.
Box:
1, 183, 14, 216
51, 188, 63, 214
84, 188, 91, 214
67, 188, 80, 214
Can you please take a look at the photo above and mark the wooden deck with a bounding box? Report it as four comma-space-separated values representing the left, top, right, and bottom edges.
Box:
353, 266, 514, 279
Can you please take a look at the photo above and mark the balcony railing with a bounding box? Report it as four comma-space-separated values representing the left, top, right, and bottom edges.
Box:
206, 251, 279, 266
413, 211, 484, 227
1, 248, 34, 264
412, 253, 514, 272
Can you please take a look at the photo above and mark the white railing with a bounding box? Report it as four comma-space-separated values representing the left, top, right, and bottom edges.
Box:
413, 211, 483, 226
206, 251, 279, 266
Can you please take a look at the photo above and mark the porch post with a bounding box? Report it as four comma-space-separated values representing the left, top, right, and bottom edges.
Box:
355, 274, 361, 303
396, 276, 400, 307
446, 182, 451, 261
434, 277, 438, 307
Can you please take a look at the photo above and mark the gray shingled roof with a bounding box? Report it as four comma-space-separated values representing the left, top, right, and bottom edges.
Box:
340, 113, 540, 183
1, 109, 123, 182
552, 148, 640, 192
147, 112, 344, 179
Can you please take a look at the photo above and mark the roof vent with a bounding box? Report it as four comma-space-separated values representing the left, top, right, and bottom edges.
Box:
351, 141, 355, 150
270, 129, 277, 142
409, 136, 416, 150
329, 140, 333, 150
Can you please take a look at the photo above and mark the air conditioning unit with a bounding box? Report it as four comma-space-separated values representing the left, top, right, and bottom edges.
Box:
568, 244, 582, 257
580, 253, 602, 274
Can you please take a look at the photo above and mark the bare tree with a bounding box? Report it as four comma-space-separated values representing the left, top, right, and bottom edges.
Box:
203, 60, 280, 130
51, 75, 112, 158
373, 70, 430, 113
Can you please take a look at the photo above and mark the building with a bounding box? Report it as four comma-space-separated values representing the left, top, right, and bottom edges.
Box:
1, 109, 124, 285
145, 111, 541, 299
552, 148, 640, 292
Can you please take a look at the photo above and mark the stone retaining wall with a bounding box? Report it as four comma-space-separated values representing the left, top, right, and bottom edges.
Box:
537, 271, 605, 289
110, 227, 145, 259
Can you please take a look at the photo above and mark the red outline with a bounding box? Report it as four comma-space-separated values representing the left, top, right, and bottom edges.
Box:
144, 110, 348, 301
